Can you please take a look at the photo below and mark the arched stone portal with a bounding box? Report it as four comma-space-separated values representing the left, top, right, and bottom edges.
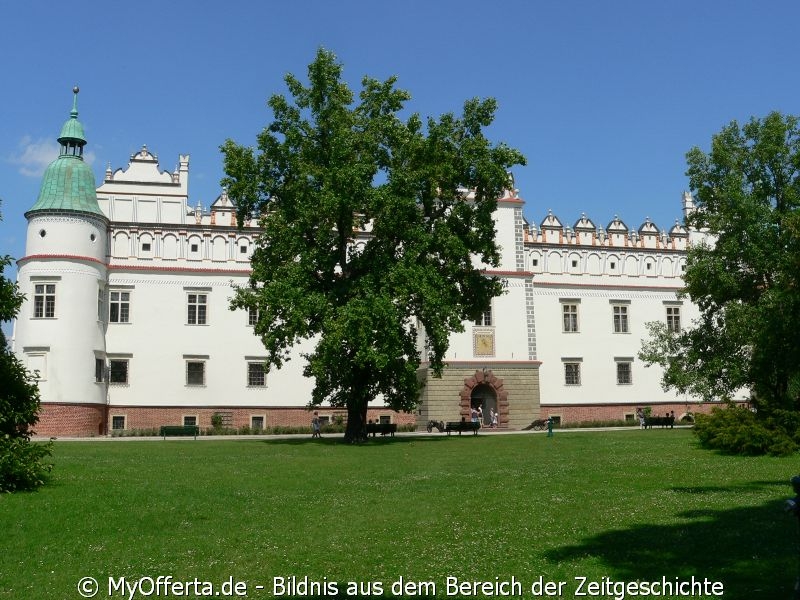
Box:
460, 369, 509, 427
471, 384, 496, 425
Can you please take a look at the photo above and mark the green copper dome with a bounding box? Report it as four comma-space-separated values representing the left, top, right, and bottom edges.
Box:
28, 87, 104, 217
31, 156, 102, 214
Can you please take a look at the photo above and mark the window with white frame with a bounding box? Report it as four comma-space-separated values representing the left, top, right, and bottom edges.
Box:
97, 288, 105, 321
187, 293, 208, 325
564, 362, 581, 386
612, 303, 629, 333
186, 360, 206, 386
95, 358, 104, 383
109, 291, 131, 323
247, 362, 266, 387
183, 415, 198, 427
33, 283, 56, 318
666, 305, 681, 333
475, 307, 493, 327
562, 302, 579, 333
248, 306, 259, 327
616, 360, 633, 385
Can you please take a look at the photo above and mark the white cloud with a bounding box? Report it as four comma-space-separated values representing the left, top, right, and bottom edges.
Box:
9, 136, 95, 177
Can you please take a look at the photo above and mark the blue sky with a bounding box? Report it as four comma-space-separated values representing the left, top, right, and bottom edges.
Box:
1, 0, 798, 284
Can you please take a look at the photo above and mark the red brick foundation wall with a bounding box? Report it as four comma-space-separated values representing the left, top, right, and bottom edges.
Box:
37, 404, 107, 437
39, 404, 417, 436
38, 401, 743, 436
538, 401, 744, 425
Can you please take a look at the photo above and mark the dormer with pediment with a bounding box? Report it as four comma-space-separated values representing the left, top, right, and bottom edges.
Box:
606, 215, 628, 247
209, 190, 237, 227
669, 220, 689, 250
637, 217, 661, 249
573, 213, 596, 245
96, 145, 190, 224
540, 209, 564, 244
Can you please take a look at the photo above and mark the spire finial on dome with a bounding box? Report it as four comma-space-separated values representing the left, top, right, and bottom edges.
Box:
58, 86, 87, 147
71, 86, 80, 118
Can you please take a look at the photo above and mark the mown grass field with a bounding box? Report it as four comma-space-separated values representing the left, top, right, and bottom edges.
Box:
0, 429, 797, 599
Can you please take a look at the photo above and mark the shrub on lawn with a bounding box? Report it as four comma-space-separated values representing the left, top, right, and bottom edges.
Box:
0, 251, 53, 492
0, 435, 53, 492
694, 406, 798, 456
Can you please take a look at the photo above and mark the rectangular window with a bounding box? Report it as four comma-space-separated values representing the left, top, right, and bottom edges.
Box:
95, 358, 104, 383
97, 289, 104, 320
186, 361, 205, 386
562, 304, 579, 333
111, 415, 126, 430
187, 294, 207, 325
109, 291, 131, 323
564, 362, 581, 385
183, 415, 198, 427
26, 352, 47, 381
616, 361, 632, 385
33, 283, 56, 318
109, 359, 129, 384
251, 416, 264, 431
247, 362, 266, 387
475, 308, 492, 327
666, 306, 681, 333
248, 306, 259, 327
612, 305, 629, 333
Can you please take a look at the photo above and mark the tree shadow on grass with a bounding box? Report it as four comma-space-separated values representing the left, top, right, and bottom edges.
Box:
258, 434, 458, 446
545, 482, 797, 600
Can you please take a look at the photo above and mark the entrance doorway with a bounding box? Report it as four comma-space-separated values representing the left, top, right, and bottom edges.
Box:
471, 383, 497, 426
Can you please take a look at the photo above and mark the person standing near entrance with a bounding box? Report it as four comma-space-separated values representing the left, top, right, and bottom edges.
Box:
490, 408, 498, 428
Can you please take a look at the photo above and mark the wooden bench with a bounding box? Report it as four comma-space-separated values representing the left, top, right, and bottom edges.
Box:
366, 422, 397, 437
159, 425, 200, 439
643, 416, 674, 429
445, 421, 480, 436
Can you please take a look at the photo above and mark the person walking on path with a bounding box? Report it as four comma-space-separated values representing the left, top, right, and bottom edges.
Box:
311, 411, 322, 438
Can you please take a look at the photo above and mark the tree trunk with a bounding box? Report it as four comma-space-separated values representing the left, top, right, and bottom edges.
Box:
343, 401, 368, 443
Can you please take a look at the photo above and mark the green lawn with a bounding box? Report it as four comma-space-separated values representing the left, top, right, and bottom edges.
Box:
1, 430, 796, 599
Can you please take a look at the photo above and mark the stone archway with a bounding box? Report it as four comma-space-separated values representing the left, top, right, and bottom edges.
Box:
460, 369, 509, 427
471, 384, 496, 425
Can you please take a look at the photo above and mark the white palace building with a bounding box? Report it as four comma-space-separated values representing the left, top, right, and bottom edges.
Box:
12, 90, 733, 437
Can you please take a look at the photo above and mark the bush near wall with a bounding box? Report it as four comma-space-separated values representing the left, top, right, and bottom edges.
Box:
694, 406, 798, 456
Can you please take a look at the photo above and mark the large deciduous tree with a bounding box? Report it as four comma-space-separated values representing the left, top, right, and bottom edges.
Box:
639, 112, 800, 453
222, 49, 524, 442
0, 202, 53, 490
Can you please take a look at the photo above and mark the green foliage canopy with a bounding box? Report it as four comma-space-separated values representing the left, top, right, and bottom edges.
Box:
0, 203, 52, 491
640, 112, 800, 420
222, 50, 525, 441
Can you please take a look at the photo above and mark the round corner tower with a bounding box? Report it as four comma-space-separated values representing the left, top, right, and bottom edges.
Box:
14, 87, 110, 436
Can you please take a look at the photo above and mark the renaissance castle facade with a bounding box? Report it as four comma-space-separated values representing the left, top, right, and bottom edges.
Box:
13, 90, 733, 436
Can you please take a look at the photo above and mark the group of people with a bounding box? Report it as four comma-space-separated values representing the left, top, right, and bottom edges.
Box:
312, 404, 501, 437
636, 408, 676, 429
470, 404, 499, 428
